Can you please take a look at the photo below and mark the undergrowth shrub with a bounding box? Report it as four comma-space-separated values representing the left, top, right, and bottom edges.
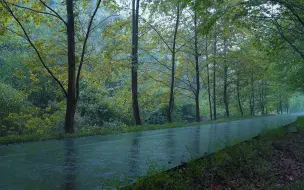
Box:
296, 116, 304, 128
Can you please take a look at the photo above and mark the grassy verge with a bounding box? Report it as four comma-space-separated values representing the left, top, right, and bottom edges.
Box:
0, 114, 275, 145
124, 116, 304, 190
122, 114, 276, 133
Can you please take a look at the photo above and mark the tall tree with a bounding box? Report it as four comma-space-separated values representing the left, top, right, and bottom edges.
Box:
1, 0, 102, 133
65, 0, 76, 133
167, 4, 180, 123
223, 37, 229, 117
206, 34, 213, 120
194, 10, 200, 122
250, 72, 255, 116
131, 0, 141, 125
213, 24, 217, 120
236, 68, 243, 116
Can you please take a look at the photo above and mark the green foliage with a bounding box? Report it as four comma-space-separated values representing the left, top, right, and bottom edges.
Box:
0, 83, 27, 136
0, 0, 304, 139
2, 104, 65, 136
76, 86, 118, 128
289, 93, 304, 113
296, 116, 304, 128
143, 107, 167, 124
0, 82, 25, 114
0, 79, 65, 136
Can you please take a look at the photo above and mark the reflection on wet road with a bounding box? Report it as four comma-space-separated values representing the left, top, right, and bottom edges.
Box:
0, 113, 301, 189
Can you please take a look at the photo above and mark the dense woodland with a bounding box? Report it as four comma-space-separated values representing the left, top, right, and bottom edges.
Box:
0, 0, 304, 137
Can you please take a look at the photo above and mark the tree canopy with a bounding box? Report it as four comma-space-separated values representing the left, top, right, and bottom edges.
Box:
0, 0, 303, 136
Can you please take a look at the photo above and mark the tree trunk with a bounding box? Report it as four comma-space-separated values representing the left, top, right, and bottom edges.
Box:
194, 10, 200, 122
206, 34, 212, 120
223, 37, 229, 118
167, 5, 180, 123
194, 94, 200, 122
236, 72, 243, 116
249, 95, 252, 115
263, 80, 267, 115
280, 98, 283, 114
261, 81, 266, 114
259, 82, 264, 115
65, 0, 76, 133
250, 73, 255, 116
131, 0, 141, 125
213, 25, 217, 120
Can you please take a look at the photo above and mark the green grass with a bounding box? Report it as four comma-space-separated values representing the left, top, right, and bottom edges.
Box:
122, 114, 273, 133
0, 128, 117, 145
296, 115, 304, 128
124, 121, 304, 190
0, 114, 276, 145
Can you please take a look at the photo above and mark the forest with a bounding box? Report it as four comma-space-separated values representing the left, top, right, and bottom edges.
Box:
0, 0, 304, 138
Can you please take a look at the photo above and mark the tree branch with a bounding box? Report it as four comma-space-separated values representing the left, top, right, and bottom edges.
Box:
176, 76, 196, 92
38, 0, 67, 26
145, 72, 169, 87
176, 89, 195, 99
175, 85, 196, 95
0, 24, 27, 41
139, 48, 171, 70
175, 35, 196, 53
2, 0, 67, 97
6, 1, 66, 26
91, 14, 119, 32
285, 3, 304, 27
272, 0, 304, 27
76, 0, 102, 101
273, 18, 304, 59
139, 16, 173, 53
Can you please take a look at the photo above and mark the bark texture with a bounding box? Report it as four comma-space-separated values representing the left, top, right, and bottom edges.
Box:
131, 0, 142, 125
65, 0, 76, 133
167, 5, 180, 123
